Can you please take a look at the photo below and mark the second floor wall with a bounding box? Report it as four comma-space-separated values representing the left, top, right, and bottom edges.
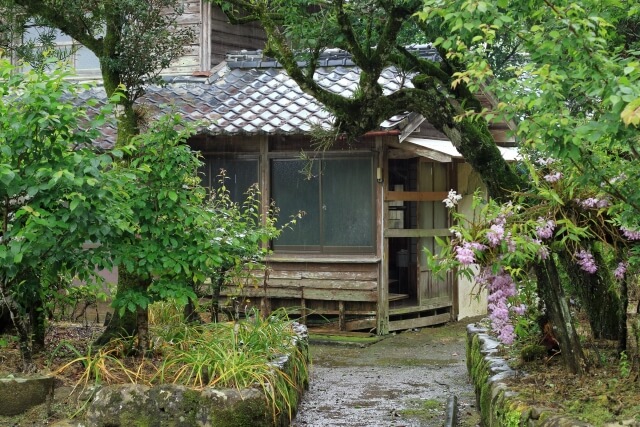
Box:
11, 0, 266, 78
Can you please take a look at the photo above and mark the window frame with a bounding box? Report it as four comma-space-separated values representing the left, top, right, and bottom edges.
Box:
270, 153, 376, 255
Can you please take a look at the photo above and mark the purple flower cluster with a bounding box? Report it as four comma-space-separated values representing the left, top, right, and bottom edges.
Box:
621, 227, 640, 240
531, 238, 550, 259
535, 217, 556, 240
486, 223, 505, 247
576, 249, 597, 273
614, 262, 628, 280
481, 268, 518, 345
455, 241, 486, 265
536, 157, 557, 166
577, 197, 609, 209
544, 172, 563, 183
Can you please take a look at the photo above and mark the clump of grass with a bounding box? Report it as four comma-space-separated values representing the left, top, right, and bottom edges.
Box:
52, 337, 144, 386
153, 308, 308, 420
54, 306, 308, 423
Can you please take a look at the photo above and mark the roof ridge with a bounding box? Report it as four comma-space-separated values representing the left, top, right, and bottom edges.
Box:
225, 44, 439, 69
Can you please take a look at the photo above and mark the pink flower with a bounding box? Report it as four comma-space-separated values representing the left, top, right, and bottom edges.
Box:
578, 198, 609, 209
486, 223, 504, 247
454, 242, 485, 265
535, 218, 555, 240
621, 227, 640, 240
544, 172, 563, 183
614, 262, 627, 280
482, 268, 521, 345
455, 245, 476, 265
576, 249, 597, 274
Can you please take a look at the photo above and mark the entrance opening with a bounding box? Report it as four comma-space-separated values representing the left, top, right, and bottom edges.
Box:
387, 158, 418, 306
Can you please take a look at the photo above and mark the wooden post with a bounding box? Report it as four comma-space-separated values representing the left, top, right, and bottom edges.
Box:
339, 301, 346, 331
377, 136, 390, 334
300, 298, 307, 325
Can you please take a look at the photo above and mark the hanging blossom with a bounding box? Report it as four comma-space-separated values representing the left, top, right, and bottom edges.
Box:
479, 268, 520, 345
535, 217, 556, 240
536, 157, 557, 166
576, 249, 598, 274
543, 172, 563, 183
486, 223, 505, 247
614, 262, 628, 280
621, 227, 640, 240
533, 238, 550, 260
577, 197, 610, 209
443, 190, 463, 209
454, 241, 486, 265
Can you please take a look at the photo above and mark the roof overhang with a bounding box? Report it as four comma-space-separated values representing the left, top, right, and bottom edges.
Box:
391, 137, 519, 163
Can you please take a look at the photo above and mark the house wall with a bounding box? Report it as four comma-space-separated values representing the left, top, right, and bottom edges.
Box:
196, 134, 383, 332
155, 1, 267, 75
455, 163, 488, 320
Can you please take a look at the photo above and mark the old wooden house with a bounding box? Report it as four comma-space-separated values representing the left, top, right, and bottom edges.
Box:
50, 1, 517, 333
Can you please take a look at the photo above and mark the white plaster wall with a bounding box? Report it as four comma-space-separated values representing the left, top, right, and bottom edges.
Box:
456, 163, 488, 320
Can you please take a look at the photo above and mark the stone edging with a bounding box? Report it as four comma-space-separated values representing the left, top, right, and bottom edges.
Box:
51, 323, 309, 427
466, 324, 591, 427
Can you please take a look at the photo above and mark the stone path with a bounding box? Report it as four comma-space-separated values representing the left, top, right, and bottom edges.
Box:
291, 320, 481, 427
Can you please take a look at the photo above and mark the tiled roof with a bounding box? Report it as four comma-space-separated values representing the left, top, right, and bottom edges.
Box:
83, 45, 439, 148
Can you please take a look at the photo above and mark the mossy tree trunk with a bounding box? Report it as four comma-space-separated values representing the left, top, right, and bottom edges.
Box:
535, 258, 587, 375
559, 248, 623, 341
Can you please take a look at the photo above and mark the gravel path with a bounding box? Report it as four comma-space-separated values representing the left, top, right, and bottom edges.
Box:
291, 320, 481, 427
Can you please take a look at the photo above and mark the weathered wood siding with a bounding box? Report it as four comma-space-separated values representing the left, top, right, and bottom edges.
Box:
165, 1, 267, 75
210, 6, 266, 66
165, 0, 201, 75
220, 261, 380, 331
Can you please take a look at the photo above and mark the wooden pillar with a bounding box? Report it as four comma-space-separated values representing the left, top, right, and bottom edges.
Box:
199, 0, 212, 71
300, 298, 307, 325
339, 301, 346, 331
376, 136, 390, 334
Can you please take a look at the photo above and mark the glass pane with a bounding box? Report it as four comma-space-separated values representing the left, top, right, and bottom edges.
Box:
208, 158, 259, 204
322, 157, 374, 247
75, 46, 100, 71
23, 23, 71, 43
272, 160, 320, 248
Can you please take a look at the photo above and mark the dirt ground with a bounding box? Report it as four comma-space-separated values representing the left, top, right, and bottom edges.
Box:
291, 318, 482, 427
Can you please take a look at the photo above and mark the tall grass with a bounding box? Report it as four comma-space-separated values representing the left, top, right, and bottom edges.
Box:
55, 303, 309, 422
152, 308, 309, 421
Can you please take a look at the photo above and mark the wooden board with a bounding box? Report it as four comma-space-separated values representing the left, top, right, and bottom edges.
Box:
389, 297, 452, 315
388, 312, 452, 332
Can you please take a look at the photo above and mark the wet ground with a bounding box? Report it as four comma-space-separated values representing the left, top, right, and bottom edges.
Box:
291, 319, 482, 427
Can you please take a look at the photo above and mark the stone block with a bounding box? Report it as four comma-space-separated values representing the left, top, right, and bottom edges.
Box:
0, 374, 55, 416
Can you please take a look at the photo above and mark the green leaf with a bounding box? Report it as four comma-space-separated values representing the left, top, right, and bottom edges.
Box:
168, 191, 178, 202
0, 167, 15, 186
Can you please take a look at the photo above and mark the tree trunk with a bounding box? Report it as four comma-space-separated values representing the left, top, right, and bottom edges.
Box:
94, 268, 140, 346
136, 305, 149, 354
619, 275, 628, 355
559, 249, 623, 341
184, 296, 203, 324
625, 275, 640, 372
535, 258, 588, 375
29, 296, 46, 353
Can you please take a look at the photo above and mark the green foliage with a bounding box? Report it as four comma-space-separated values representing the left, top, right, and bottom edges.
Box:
153, 309, 307, 421
105, 113, 217, 316
107, 116, 288, 318
619, 351, 630, 378
5, 0, 194, 105
0, 60, 131, 363
421, 0, 640, 229
55, 308, 308, 422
